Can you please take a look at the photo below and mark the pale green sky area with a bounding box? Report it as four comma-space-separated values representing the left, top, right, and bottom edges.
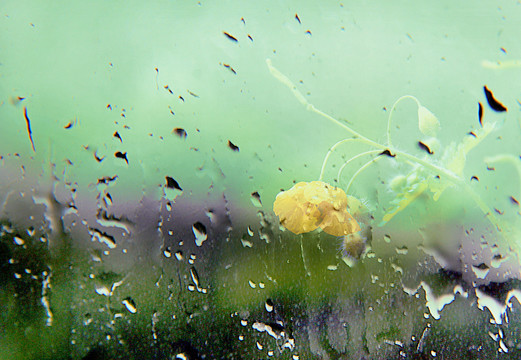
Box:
1, 0, 520, 209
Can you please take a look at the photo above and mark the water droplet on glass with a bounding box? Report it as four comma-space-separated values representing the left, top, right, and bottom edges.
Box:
163, 247, 172, 258
122, 297, 137, 314
89, 228, 116, 249
491, 254, 507, 268
95, 285, 110, 297
164, 176, 183, 201
189, 267, 206, 293
192, 222, 207, 246
175, 251, 183, 261
13, 236, 24, 246
241, 237, 253, 248
205, 209, 215, 223
391, 263, 403, 274
472, 263, 490, 279
250, 191, 262, 207
395, 246, 408, 255
265, 299, 274, 312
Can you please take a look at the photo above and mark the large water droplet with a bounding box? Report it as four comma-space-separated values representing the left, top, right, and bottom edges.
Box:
192, 222, 207, 246
122, 297, 137, 314
472, 263, 490, 279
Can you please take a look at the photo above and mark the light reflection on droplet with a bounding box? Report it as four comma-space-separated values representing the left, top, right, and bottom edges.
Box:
122, 297, 137, 314
13, 236, 24, 246
265, 300, 273, 312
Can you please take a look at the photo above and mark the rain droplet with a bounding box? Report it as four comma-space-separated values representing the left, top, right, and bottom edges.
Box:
205, 209, 215, 223
122, 297, 137, 314
391, 263, 403, 274
472, 263, 490, 279
164, 176, 183, 201
163, 247, 172, 258
95, 285, 110, 296
250, 191, 262, 207
192, 222, 207, 247
265, 299, 274, 312
491, 254, 507, 268
175, 251, 183, 261
240, 237, 253, 248
13, 236, 24, 246
89, 228, 116, 249
395, 246, 408, 255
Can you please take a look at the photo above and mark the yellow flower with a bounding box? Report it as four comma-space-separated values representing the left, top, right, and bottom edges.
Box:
273, 181, 361, 236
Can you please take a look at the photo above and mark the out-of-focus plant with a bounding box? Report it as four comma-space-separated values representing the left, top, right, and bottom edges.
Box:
267, 59, 520, 267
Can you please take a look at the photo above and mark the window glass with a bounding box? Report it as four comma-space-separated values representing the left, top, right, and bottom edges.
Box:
1, 1, 520, 358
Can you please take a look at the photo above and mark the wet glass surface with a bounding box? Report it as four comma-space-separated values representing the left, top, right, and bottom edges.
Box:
1, 1, 521, 359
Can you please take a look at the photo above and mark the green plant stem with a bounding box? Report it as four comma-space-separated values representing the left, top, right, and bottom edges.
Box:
266, 59, 505, 239
338, 150, 381, 187
386, 95, 421, 149
267, 59, 461, 185
319, 138, 371, 181
346, 156, 384, 194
